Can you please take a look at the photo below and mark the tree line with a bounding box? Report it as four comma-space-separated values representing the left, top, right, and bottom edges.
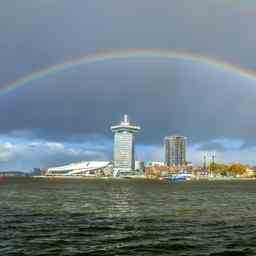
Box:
209, 162, 248, 176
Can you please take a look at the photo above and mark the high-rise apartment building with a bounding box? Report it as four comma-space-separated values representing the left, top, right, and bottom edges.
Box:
164, 135, 187, 166
111, 115, 140, 172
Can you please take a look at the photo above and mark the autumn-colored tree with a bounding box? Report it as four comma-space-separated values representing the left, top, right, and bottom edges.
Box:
227, 163, 247, 176
208, 162, 247, 176
209, 162, 228, 175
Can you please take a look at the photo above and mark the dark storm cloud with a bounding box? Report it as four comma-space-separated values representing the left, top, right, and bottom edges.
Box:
1, 0, 256, 157
1, 0, 256, 73
196, 142, 228, 152
196, 139, 244, 153
1, 60, 256, 147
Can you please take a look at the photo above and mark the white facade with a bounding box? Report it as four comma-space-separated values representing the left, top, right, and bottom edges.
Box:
148, 161, 165, 166
111, 115, 140, 172
46, 161, 112, 176
135, 161, 144, 172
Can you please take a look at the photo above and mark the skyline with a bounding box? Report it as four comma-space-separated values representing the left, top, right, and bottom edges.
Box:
0, 116, 253, 171
1, 1, 256, 170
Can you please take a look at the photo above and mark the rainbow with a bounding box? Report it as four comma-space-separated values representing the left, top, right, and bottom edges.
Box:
1, 49, 256, 96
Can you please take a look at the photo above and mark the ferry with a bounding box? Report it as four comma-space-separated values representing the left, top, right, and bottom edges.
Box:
166, 173, 193, 182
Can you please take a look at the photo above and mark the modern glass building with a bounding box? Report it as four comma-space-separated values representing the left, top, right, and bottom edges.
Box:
111, 115, 140, 172
164, 135, 187, 166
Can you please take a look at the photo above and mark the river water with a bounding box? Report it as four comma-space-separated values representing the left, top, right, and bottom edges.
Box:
1, 178, 256, 255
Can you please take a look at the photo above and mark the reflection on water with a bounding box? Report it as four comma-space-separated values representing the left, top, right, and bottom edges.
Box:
1, 178, 256, 255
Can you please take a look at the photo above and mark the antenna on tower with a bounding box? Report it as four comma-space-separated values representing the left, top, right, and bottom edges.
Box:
210, 151, 216, 176
123, 114, 129, 125
203, 152, 207, 171
212, 152, 216, 165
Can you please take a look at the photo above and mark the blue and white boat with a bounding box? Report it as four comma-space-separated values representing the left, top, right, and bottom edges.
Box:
166, 173, 193, 182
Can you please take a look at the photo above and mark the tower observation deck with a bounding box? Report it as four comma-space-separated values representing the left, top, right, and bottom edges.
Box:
111, 115, 141, 173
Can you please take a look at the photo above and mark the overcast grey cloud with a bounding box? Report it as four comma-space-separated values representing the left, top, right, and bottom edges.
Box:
1, 0, 256, 170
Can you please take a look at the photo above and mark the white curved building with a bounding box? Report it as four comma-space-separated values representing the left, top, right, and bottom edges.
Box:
46, 161, 112, 176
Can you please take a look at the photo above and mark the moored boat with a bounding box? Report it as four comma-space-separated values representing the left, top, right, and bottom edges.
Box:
166, 173, 193, 182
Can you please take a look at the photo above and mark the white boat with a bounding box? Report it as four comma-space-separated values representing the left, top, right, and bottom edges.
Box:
167, 173, 193, 182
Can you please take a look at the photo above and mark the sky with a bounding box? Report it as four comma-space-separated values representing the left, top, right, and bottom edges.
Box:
1, 0, 256, 171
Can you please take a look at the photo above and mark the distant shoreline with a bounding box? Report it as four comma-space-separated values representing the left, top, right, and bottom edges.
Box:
32, 175, 147, 180
30, 175, 256, 181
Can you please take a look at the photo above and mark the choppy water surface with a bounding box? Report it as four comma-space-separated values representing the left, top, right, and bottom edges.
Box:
1, 178, 256, 255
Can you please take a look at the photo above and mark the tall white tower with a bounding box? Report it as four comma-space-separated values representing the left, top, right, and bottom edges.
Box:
111, 115, 141, 172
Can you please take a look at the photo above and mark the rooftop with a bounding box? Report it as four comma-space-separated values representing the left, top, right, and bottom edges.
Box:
111, 114, 141, 132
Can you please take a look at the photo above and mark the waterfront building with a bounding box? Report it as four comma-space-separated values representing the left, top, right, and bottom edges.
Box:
0, 171, 27, 177
46, 161, 112, 176
111, 115, 141, 174
135, 161, 145, 173
147, 161, 165, 167
145, 165, 176, 178
164, 135, 187, 166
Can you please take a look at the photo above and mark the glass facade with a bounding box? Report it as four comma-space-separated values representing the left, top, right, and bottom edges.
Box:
113, 131, 134, 170
111, 115, 140, 172
164, 135, 186, 166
